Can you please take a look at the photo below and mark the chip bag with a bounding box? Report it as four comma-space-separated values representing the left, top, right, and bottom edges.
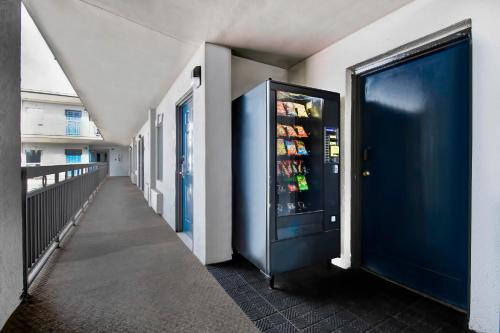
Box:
294, 125, 308, 138
277, 139, 287, 156
295, 140, 308, 155
291, 161, 298, 174
285, 102, 297, 116
277, 124, 287, 137
284, 125, 298, 137
288, 184, 298, 192
285, 140, 297, 155
294, 160, 303, 173
307, 100, 321, 118
281, 160, 293, 177
295, 103, 308, 118
296, 174, 309, 191
277, 101, 287, 116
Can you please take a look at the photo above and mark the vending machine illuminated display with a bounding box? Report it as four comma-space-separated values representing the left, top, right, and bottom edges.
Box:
232, 80, 340, 286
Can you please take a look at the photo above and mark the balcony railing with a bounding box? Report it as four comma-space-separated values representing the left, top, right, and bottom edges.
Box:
21, 163, 108, 298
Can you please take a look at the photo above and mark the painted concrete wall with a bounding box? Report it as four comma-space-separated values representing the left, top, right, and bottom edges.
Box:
289, 1, 500, 331
21, 100, 99, 138
152, 43, 206, 260
146, 45, 290, 264
231, 55, 288, 100
108, 146, 129, 177
21, 143, 90, 165
0, 0, 22, 329
204, 45, 232, 264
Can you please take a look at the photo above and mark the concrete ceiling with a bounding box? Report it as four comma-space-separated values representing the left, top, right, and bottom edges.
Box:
23, 0, 413, 145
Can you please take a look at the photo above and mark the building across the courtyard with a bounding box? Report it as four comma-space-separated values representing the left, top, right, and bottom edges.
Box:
20, 89, 103, 166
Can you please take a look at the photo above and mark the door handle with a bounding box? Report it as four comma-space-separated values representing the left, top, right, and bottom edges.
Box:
179, 162, 186, 176
362, 171, 371, 177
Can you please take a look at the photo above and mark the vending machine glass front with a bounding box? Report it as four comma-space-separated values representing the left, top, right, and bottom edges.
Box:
275, 90, 325, 239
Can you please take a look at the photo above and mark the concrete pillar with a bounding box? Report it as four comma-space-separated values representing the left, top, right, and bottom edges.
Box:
0, 0, 22, 328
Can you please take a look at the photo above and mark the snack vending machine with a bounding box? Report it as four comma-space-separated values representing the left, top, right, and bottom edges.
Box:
232, 80, 340, 286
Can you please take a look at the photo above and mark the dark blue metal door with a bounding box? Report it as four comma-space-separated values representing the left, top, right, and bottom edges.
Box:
181, 98, 193, 238
360, 39, 471, 310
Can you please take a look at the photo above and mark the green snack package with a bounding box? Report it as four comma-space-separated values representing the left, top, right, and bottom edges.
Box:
296, 174, 309, 191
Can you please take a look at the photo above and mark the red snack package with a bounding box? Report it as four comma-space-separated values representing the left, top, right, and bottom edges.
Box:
294, 125, 308, 138
284, 125, 298, 137
277, 101, 287, 116
288, 184, 298, 192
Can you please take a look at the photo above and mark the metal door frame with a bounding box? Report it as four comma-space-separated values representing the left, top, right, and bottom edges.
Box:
175, 91, 194, 233
139, 136, 145, 191
348, 20, 472, 312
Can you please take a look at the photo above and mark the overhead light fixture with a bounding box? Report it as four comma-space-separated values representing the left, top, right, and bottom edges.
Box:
191, 65, 201, 88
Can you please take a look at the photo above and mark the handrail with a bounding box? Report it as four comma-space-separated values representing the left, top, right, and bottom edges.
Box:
22, 163, 106, 178
21, 162, 108, 299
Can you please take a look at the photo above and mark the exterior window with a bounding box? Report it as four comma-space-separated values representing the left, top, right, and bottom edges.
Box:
65, 110, 82, 136
156, 123, 163, 180
26, 150, 42, 165
65, 149, 82, 164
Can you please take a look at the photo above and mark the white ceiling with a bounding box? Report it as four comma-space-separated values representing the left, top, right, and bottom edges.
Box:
23, 0, 413, 145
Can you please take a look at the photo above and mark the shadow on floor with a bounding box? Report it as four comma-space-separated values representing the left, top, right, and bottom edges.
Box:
208, 256, 471, 333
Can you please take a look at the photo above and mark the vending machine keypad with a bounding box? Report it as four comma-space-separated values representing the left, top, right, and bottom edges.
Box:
324, 127, 340, 166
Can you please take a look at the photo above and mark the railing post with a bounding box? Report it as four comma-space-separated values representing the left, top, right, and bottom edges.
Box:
21, 168, 28, 301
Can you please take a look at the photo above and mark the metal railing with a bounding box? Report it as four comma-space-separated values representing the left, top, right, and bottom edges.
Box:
21, 163, 108, 298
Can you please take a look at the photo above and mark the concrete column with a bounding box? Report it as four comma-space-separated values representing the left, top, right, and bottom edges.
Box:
0, 0, 22, 328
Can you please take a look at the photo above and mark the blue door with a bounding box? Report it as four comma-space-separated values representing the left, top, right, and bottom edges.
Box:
360, 39, 470, 310
181, 98, 194, 238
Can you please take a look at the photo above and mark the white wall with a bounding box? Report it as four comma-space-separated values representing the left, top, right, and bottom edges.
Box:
153, 43, 208, 262
0, 0, 22, 328
289, 1, 500, 332
204, 44, 232, 264
145, 45, 290, 264
108, 146, 129, 177
21, 100, 99, 139
231, 55, 288, 100
21, 143, 90, 165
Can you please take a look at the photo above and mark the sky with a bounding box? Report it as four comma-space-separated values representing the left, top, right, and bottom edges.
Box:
21, 4, 77, 96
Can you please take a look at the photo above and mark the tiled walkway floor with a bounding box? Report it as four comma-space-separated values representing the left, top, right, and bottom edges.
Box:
3, 177, 256, 333
208, 257, 471, 333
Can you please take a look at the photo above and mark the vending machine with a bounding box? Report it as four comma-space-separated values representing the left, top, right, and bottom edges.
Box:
232, 80, 340, 286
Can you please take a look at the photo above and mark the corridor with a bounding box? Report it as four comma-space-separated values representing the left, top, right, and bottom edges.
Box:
3, 177, 256, 332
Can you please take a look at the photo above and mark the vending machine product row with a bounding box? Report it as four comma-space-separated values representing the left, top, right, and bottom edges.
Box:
232, 80, 340, 287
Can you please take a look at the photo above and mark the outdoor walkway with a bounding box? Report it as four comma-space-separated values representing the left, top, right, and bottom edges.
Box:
3, 177, 257, 333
